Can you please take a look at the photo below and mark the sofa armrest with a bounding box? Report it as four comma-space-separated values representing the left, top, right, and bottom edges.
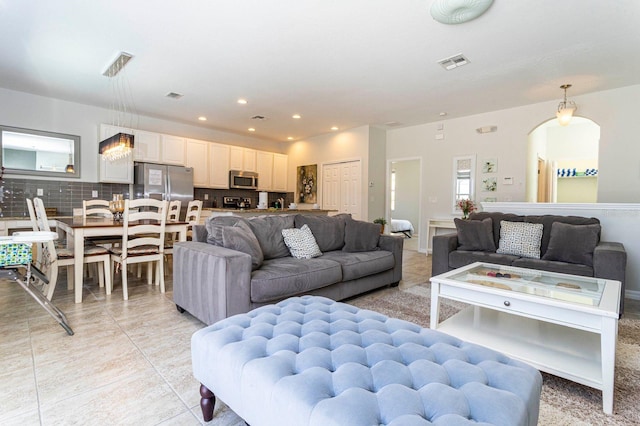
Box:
593, 241, 627, 314
378, 234, 404, 284
432, 233, 458, 277
173, 241, 253, 325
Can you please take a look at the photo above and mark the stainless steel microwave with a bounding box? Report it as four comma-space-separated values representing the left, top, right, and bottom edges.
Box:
229, 170, 258, 190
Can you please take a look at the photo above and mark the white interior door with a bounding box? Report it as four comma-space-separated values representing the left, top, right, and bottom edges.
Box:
323, 160, 361, 219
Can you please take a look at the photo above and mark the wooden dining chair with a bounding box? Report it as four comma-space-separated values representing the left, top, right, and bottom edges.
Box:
82, 199, 113, 218
162, 200, 182, 276
185, 200, 203, 240
32, 198, 112, 300
110, 198, 167, 301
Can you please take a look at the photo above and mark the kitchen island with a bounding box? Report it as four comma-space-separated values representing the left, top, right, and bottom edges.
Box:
199, 208, 336, 223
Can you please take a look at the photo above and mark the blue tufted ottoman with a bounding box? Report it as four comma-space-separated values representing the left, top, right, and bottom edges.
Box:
192, 296, 542, 425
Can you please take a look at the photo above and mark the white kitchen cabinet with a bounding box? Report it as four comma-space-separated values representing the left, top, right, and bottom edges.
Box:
272, 153, 288, 192
256, 151, 274, 190
98, 124, 134, 183
185, 139, 210, 187
133, 129, 161, 162
229, 146, 256, 172
209, 142, 230, 188
160, 134, 186, 165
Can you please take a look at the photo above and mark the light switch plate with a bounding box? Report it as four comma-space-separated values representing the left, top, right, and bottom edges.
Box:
204, 194, 209, 200
92, 190, 98, 198
37, 188, 43, 196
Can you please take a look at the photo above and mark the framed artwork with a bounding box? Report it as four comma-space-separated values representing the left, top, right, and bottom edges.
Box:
297, 164, 317, 203
482, 158, 497, 173
482, 177, 497, 192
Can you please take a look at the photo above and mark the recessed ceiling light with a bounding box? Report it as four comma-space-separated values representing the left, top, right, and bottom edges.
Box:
292, 114, 301, 119
198, 116, 207, 121
237, 98, 248, 105
331, 126, 339, 131
248, 128, 256, 132
287, 136, 294, 140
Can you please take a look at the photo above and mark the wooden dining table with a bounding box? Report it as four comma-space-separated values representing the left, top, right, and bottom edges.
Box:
55, 217, 188, 303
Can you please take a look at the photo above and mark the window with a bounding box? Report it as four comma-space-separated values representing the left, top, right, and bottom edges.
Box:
452, 155, 476, 213
0, 125, 80, 178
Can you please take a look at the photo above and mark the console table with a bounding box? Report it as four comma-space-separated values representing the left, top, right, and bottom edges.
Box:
426, 218, 455, 254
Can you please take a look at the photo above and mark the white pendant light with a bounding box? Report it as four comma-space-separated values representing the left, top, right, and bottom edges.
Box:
430, 0, 494, 25
556, 84, 577, 127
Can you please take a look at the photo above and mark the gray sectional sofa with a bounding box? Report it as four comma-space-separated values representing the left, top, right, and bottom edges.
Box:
173, 213, 404, 325
432, 211, 627, 313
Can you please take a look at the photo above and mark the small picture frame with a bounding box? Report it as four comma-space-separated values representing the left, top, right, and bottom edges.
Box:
482, 158, 497, 173
482, 177, 497, 192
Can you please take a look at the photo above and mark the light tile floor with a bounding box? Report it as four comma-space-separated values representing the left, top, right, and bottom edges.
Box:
1, 243, 636, 425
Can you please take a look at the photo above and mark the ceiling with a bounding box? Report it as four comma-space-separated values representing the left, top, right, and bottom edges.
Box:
1, 1, 639, 142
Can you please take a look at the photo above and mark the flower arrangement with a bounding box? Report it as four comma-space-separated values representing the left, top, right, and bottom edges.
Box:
456, 199, 477, 219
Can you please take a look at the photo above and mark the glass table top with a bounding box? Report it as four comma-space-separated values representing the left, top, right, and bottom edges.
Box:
446, 263, 605, 306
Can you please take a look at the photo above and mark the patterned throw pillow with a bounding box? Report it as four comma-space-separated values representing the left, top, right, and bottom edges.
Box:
496, 220, 544, 259
281, 224, 322, 259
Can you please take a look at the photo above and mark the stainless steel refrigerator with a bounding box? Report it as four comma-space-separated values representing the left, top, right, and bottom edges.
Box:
133, 163, 194, 215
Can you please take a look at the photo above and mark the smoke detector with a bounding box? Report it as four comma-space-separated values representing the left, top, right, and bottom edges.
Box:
437, 54, 469, 70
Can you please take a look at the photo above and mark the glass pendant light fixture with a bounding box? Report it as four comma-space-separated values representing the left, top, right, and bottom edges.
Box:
99, 52, 135, 161
556, 84, 577, 126
65, 140, 75, 173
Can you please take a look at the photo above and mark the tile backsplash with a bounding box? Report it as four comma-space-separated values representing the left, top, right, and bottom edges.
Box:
0, 177, 294, 218
0, 178, 129, 218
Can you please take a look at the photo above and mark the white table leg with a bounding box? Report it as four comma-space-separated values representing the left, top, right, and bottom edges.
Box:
601, 316, 618, 415
430, 282, 440, 329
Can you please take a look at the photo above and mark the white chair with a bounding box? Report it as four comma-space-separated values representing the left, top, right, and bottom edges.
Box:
167, 200, 182, 222
32, 198, 112, 301
162, 200, 182, 275
185, 200, 203, 239
82, 199, 113, 218
110, 199, 167, 301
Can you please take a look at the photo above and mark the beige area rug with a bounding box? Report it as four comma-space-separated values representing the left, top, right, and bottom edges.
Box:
348, 283, 640, 426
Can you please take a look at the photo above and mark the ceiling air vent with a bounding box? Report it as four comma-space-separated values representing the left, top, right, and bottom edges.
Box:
165, 92, 184, 100
437, 53, 469, 70
384, 121, 403, 127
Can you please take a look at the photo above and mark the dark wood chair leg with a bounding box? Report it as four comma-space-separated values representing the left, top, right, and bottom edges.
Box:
200, 383, 216, 422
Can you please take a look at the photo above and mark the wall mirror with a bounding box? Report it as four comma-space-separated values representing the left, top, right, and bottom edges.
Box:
0, 125, 80, 178
452, 155, 476, 213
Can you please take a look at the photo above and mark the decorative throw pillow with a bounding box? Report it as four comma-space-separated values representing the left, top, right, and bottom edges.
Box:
542, 222, 601, 267
205, 216, 245, 246
343, 217, 380, 252
454, 217, 496, 252
281, 224, 322, 259
496, 220, 544, 259
221, 222, 263, 270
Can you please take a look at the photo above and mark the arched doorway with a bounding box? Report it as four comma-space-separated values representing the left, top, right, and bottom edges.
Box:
526, 117, 600, 203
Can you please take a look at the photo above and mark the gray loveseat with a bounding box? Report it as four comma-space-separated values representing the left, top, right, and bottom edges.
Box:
432, 212, 627, 313
173, 214, 404, 325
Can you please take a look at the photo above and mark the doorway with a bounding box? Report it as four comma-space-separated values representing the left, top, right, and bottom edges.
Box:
387, 158, 421, 250
527, 117, 600, 203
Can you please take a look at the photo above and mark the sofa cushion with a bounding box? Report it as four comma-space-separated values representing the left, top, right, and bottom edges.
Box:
320, 250, 395, 281
294, 214, 348, 252
250, 258, 342, 303
469, 212, 523, 247
542, 222, 601, 267
247, 215, 295, 260
343, 217, 380, 252
282, 224, 322, 259
497, 221, 544, 259
449, 250, 520, 269
221, 222, 263, 270
512, 258, 593, 278
454, 217, 496, 252
205, 216, 245, 246
523, 215, 600, 256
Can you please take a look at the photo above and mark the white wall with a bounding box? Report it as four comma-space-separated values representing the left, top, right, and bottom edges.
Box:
0, 87, 284, 182
286, 126, 371, 218
387, 84, 640, 253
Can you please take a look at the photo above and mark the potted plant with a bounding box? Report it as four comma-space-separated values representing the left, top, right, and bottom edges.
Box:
373, 217, 387, 234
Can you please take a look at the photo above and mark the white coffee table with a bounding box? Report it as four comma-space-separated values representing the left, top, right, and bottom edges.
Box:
429, 262, 621, 414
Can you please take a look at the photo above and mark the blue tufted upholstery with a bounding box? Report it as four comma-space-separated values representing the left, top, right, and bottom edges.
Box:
192, 296, 542, 426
